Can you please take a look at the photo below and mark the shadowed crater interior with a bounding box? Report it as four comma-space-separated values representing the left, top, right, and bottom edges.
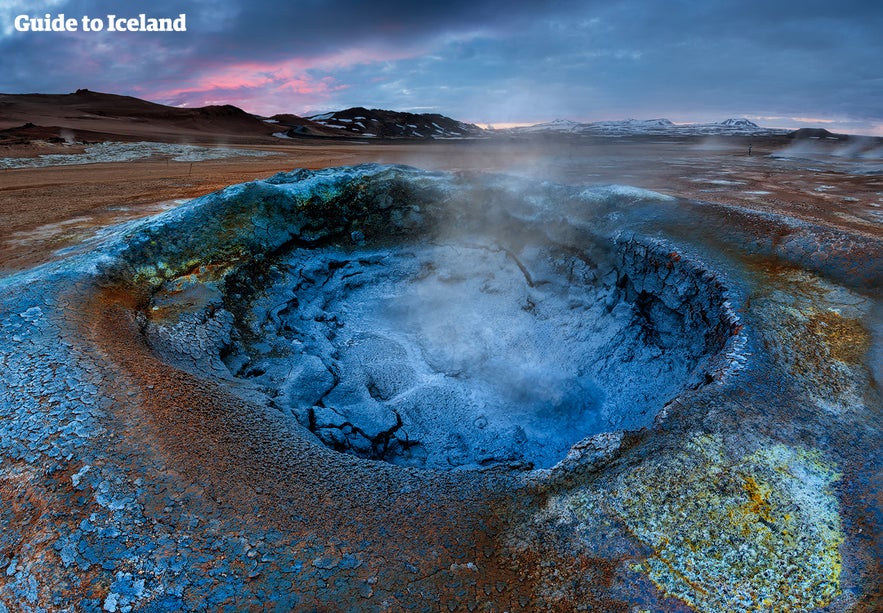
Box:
128, 165, 739, 470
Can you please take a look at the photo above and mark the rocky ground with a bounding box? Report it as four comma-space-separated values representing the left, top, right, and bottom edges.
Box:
0, 138, 881, 611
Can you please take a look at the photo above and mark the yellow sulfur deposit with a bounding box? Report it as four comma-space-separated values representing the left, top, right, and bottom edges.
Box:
572, 434, 844, 613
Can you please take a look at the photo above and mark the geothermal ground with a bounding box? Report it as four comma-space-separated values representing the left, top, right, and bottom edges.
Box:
0, 136, 881, 612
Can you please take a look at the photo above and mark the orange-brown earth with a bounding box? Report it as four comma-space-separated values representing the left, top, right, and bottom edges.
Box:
3, 135, 882, 275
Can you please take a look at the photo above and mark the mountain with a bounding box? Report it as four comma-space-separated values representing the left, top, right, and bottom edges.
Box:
787, 127, 847, 140
0, 91, 485, 144
0, 89, 790, 146
515, 119, 584, 133
0, 89, 280, 143
265, 113, 347, 138
589, 118, 676, 134
303, 107, 485, 139
503, 117, 785, 137
719, 118, 759, 128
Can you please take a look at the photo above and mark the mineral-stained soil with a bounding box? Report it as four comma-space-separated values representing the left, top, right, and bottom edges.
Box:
0, 137, 881, 612
3, 135, 883, 273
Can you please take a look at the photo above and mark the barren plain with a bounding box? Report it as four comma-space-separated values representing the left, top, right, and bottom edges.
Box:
3, 136, 882, 272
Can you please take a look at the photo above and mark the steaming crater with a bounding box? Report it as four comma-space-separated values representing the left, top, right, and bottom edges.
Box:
220, 240, 717, 470
132, 165, 739, 470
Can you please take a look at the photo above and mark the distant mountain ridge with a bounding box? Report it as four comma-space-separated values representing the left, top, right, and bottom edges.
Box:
0, 90, 800, 145
719, 118, 758, 128
786, 127, 848, 140
503, 117, 783, 137
0, 90, 487, 143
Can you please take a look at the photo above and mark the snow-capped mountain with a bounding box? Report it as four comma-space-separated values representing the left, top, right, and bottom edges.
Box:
304, 107, 484, 139
719, 118, 759, 129
503, 117, 784, 137
515, 119, 584, 133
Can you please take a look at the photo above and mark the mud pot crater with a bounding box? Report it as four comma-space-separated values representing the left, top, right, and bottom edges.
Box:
132, 165, 740, 470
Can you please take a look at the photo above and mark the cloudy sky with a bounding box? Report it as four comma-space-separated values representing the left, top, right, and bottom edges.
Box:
2, 0, 882, 134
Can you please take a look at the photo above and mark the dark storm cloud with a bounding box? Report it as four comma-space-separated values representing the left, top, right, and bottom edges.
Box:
1, 0, 882, 133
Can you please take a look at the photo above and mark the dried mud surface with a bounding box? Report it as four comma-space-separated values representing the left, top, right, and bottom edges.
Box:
0, 137, 881, 612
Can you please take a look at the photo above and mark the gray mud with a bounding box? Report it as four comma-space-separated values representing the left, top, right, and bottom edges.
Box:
140, 165, 738, 470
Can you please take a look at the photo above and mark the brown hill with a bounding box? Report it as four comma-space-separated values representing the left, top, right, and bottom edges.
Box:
0, 89, 281, 144
0, 90, 486, 145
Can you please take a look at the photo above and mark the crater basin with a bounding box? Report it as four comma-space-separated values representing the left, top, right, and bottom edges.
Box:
137, 165, 738, 470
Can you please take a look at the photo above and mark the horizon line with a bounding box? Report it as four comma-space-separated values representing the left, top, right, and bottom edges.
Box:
4, 87, 881, 138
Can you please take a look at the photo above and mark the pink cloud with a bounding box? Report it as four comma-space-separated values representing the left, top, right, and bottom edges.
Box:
865, 123, 883, 137
146, 45, 427, 115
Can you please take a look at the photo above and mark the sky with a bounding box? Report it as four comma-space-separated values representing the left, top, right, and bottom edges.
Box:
2, 0, 882, 135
